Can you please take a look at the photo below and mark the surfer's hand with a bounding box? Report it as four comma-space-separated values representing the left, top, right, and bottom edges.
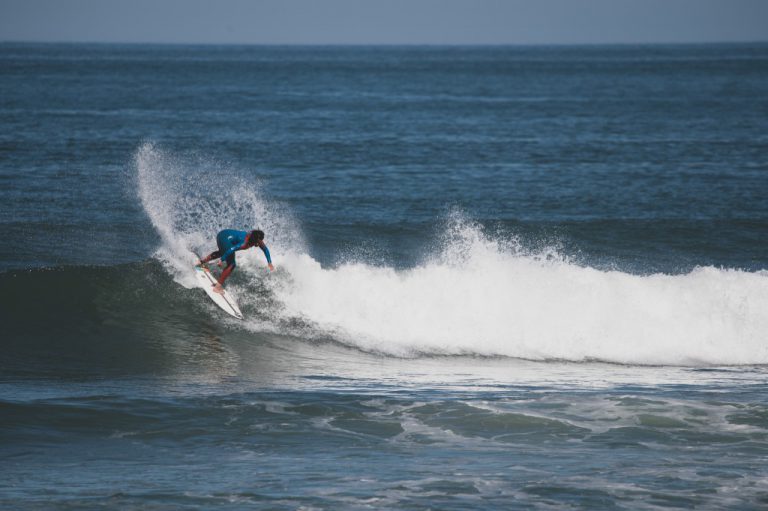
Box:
268, 263, 275, 271
217, 261, 224, 268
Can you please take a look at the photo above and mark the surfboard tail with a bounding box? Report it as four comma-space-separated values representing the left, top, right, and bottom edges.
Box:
193, 266, 244, 320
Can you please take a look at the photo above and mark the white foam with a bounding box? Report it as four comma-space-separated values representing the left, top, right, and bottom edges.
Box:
271, 219, 768, 366
136, 143, 768, 366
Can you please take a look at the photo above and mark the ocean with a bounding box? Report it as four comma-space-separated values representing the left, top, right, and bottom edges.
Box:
1, 43, 768, 509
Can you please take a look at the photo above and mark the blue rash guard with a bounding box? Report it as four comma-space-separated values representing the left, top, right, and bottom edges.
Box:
215, 229, 272, 268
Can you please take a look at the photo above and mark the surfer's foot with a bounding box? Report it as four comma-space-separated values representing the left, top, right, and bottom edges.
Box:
212, 283, 224, 294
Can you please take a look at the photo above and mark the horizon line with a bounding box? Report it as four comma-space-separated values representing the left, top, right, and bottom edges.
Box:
3, 39, 768, 48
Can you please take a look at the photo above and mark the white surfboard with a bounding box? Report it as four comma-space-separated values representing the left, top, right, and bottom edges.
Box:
193, 265, 244, 320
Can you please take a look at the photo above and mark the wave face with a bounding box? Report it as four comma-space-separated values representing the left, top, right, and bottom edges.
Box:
130, 143, 768, 367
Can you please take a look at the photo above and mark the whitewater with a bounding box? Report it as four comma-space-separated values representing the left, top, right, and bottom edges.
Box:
136, 143, 768, 366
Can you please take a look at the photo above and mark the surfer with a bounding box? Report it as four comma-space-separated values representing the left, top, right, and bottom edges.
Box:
197, 229, 274, 294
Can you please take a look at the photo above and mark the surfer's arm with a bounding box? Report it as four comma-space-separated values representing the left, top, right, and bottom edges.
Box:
257, 240, 274, 270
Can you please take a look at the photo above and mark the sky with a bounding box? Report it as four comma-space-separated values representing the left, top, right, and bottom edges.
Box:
1, 0, 767, 46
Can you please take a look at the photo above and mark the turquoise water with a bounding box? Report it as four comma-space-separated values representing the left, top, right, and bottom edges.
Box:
2, 43, 768, 509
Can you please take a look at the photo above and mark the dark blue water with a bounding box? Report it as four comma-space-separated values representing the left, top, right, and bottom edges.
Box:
2, 43, 768, 509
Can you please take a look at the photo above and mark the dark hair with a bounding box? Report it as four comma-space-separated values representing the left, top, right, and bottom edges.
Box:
250, 229, 265, 243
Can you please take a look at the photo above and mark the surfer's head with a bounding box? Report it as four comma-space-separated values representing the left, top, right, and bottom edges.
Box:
249, 230, 265, 245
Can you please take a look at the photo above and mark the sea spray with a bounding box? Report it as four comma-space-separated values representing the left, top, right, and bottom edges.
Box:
135, 142, 304, 286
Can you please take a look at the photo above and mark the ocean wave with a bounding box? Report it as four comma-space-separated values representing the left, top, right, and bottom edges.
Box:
129, 142, 768, 366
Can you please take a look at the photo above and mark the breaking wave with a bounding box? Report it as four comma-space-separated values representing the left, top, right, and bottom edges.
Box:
131, 143, 768, 366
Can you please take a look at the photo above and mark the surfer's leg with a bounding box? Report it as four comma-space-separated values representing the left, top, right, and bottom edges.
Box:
217, 265, 234, 287
200, 249, 222, 264
217, 255, 236, 285
201, 231, 233, 265
202, 232, 235, 266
